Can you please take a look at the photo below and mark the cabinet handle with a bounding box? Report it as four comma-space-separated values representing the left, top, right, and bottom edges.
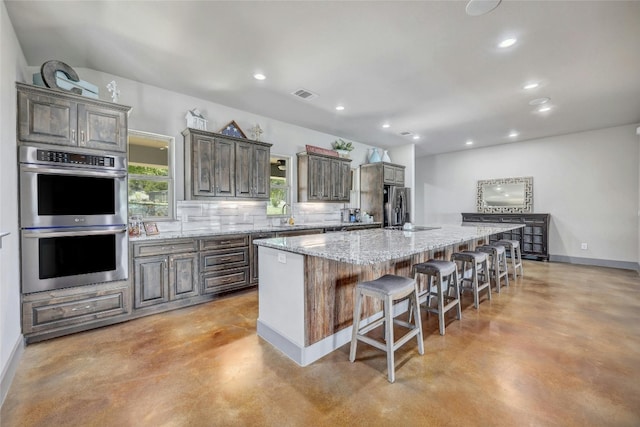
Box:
71, 129, 76, 141
219, 257, 232, 262
81, 130, 85, 142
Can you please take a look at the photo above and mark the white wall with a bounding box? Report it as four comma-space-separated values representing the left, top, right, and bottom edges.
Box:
416, 125, 640, 267
0, 0, 28, 403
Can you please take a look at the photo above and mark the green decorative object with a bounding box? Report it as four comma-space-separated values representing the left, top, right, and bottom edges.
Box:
332, 138, 354, 158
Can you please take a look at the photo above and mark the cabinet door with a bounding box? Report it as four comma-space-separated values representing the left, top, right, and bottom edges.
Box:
169, 253, 199, 300
235, 141, 253, 198
307, 155, 326, 200
213, 138, 235, 196
134, 256, 170, 308
331, 159, 351, 201
192, 134, 216, 196
18, 90, 78, 145
253, 144, 271, 199
78, 104, 127, 152
383, 165, 396, 184
393, 167, 405, 186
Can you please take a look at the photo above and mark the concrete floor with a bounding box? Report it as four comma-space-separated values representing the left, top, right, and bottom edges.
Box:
2, 261, 639, 426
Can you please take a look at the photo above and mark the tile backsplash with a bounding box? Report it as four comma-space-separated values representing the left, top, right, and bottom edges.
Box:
157, 200, 345, 233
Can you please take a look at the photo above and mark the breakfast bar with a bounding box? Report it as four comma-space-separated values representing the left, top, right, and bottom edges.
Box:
254, 223, 524, 366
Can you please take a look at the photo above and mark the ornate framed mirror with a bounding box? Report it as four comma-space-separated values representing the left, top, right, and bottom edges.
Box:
476, 176, 533, 213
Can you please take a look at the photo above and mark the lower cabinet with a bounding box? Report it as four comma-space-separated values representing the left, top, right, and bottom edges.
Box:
133, 252, 199, 308
461, 213, 550, 261
200, 234, 250, 296
22, 280, 130, 343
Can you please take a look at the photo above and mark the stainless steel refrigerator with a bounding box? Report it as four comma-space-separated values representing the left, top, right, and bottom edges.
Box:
384, 185, 411, 226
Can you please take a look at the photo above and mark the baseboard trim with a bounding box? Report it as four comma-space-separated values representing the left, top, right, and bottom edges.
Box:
1, 334, 24, 407
550, 255, 639, 272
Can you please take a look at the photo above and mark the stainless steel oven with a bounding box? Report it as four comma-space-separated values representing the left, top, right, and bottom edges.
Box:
19, 145, 129, 293
21, 226, 128, 293
19, 145, 127, 228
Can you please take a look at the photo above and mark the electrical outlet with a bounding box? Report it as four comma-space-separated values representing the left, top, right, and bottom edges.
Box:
277, 252, 287, 263
581, 243, 588, 250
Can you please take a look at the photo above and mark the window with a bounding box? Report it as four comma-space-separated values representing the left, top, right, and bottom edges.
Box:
127, 130, 174, 220
267, 155, 291, 216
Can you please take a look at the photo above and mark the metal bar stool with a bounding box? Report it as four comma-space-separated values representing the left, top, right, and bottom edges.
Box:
496, 239, 524, 278
411, 260, 461, 335
450, 251, 491, 308
476, 244, 509, 293
349, 274, 424, 383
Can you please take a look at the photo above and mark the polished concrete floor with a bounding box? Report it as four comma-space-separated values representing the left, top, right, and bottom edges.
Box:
2, 261, 639, 426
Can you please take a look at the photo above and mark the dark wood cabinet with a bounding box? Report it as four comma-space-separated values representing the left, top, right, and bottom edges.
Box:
200, 234, 250, 295
132, 239, 200, 308
235, 140, 271, 199
383, 164, 405, 186
298, 152, 351, 202
461, 213, 551, 261
183, 128, 271, 200
17, 82, 129, 152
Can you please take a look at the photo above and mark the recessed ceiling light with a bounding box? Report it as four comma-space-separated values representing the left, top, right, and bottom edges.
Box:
335, 105, 345, 111
508, 131, 519, 138
529, 97, 550, 106
412, 135, 420, 140
523, 82, 539, 90
253, 73, 266, 80
465, 0, 502, 16
537, 105, 552, 113
498, 38, 517, 48
466, 140, 474, 145
382, 123, 390, 129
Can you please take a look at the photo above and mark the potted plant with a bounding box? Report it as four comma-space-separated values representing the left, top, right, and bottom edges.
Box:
332, 139, 354, 158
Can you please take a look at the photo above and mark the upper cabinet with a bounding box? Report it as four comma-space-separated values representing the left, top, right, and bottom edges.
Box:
235, 140, 271, 200
361, 162, 405, 187
298, 152, 352, 202
17, 82, 130, 152
183, 128, 272, 200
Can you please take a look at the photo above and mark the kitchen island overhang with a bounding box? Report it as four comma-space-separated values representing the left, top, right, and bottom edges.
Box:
255, 223, 524, 366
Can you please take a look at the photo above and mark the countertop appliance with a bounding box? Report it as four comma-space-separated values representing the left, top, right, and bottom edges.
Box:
19, 145, 128, 293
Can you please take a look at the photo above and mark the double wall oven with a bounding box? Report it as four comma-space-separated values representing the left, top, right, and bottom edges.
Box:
19, 145, 128, 293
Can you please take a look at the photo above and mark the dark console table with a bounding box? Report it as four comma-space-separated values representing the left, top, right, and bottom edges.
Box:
461, 213, 550, 261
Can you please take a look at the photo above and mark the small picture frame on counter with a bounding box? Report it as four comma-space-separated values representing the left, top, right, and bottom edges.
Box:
143, 222, 159, 236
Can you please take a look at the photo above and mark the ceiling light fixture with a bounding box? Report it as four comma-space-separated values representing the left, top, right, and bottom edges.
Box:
466, 140, 474, 146
276, 159, 286, 171
335, 105, 345, 111
498, 38, 517, 48
508, 131, 519, 138
529, 97, 550, 106
537, 105, 552, 113
523, 82, 539, 90
382, 123, 390, 129
412, 135, 420, 140
465, 0, 502, 16
253, 73, 266, 80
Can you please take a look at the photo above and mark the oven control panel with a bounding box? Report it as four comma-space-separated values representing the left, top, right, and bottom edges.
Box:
36, 149, 115, 167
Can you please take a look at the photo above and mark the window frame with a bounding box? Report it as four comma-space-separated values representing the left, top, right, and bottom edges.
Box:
267, 154, 292, 217
127, 129, 175, 221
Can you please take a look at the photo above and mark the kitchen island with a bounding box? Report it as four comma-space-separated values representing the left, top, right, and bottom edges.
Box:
254, 223, 524, 366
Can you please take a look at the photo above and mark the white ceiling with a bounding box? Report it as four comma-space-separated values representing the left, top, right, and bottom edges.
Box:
5, 0, 640, 156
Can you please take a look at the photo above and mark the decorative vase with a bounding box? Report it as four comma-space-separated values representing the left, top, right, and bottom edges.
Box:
368, 148, 381, 163
382, 150, 391, 163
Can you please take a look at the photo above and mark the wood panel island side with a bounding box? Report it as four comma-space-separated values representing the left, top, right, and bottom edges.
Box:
254, 223, 524, 366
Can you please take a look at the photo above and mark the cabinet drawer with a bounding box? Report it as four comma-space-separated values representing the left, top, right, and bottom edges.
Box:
202, 267, 249, 295
134, 239, 197, 256
201, 248, 249, 271
200, 234, 248, 251
24, 286, 128, 332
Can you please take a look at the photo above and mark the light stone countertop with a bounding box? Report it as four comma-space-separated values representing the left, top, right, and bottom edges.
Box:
128, 222, 381, 242
253, 223, 525, 265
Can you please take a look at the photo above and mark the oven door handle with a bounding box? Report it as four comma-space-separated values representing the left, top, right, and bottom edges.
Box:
22, 228, 127, 238
20, 164, 127, 179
